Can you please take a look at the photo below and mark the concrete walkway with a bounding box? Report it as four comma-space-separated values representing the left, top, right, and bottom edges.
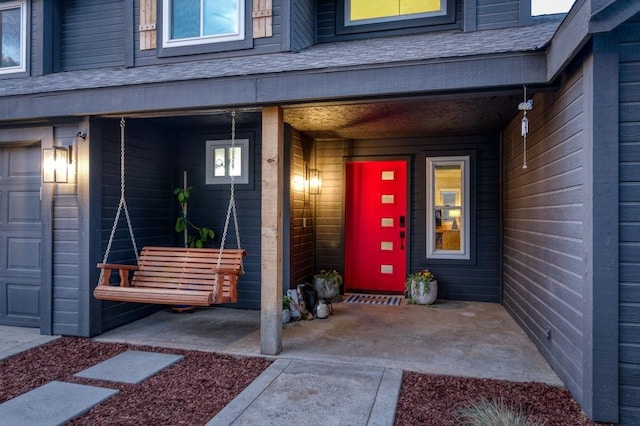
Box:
0, 300, 562, 425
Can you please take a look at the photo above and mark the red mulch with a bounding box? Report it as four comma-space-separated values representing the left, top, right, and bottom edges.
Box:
395, 372, 610, 426
0, 337, 610, 425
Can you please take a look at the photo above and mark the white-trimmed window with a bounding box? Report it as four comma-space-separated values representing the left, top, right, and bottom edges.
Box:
205, 139, 249, 185
162, 0, 244, 48
0, 0, 27, 74
426, 156, 470, 260
345, 0, 449, 26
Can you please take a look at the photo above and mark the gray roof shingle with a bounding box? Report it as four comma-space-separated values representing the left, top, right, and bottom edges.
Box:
0, 16, 563, 98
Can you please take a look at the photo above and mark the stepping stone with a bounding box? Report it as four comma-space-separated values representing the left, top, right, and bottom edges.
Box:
75, 350, 183, 384
0, 381, 118, 426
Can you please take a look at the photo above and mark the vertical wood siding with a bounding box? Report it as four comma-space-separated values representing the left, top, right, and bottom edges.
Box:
502, 68, 586, 404
618, 17, 640, 425
291, 0, 314, 52
58, 0, 125, 71
98, 119, 174, 332
315, 135, 501, 301
476, 0, 521, 30
289, 129, 314, 287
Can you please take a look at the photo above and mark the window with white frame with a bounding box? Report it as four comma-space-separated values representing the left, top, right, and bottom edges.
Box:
205, 139, 249, 185
0, 0, 26, 74
426, 156, 470, 260
162, 0, 244, 48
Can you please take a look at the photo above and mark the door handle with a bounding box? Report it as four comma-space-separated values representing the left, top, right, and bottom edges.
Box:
400, 215, 405, 228
399, 230, 405, 250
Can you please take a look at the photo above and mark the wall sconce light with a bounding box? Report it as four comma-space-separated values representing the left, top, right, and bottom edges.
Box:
42, 146, 71, 183
449, 209, 461, 230
293, 174, 305, 192
309, 169, 322, 195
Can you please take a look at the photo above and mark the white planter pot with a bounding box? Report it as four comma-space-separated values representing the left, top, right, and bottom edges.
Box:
410, 280, 438, 305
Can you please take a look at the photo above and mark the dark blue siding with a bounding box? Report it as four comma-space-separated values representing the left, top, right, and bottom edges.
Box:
97, 119, 174, 332
172, 122, 263, 309
619, 16, 640, 426
59, 0, 125, 71
477, 0, 521, 30
291, 0, 315, 51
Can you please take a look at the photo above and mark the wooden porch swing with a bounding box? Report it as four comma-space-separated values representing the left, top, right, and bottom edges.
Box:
93, 113, 246, 306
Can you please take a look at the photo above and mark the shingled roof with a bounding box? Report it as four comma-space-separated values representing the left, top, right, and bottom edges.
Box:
0, 15, 563, 98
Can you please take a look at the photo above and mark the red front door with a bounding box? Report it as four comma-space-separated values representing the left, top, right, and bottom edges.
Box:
344, 160, 407, 293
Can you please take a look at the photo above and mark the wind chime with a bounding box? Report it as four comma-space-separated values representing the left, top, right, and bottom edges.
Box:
518, 85, 533, 169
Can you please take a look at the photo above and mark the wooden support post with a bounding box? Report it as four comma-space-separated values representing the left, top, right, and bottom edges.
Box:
261, 106, 284, 355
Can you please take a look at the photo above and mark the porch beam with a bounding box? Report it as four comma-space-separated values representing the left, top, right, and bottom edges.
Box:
260, 106, 284, 355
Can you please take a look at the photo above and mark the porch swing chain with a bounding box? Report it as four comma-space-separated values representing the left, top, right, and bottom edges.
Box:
100, 118, 140, 284
217, 110, 243, 273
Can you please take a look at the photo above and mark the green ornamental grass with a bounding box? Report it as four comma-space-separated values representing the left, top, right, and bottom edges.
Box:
458, 397, 546, 426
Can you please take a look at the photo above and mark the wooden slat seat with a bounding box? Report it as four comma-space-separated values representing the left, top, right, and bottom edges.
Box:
94, 246, 246, 305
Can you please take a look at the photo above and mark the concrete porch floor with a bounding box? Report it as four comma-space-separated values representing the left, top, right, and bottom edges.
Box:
94, 299, 562, 386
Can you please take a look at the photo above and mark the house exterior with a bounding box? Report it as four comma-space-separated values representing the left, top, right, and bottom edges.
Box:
0, 0, 638, 423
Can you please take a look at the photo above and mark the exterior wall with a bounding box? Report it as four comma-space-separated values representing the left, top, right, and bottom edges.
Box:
502, 67, 589, 411
291, 0, 315, 52
315, 135, 501, 301
51, 124, 83, 335
477, 0, 528, 30
289, 129, 315, 287
95, 119, 174, 333
58, 0, 126, 71
618, 16, 640, 425
172, 123, 263, 309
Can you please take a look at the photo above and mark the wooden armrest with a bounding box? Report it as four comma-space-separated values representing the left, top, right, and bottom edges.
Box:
97, 263, 138, 287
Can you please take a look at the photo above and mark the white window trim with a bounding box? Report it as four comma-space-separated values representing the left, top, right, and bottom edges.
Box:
162, 0, 245, 48
426, 156, 470, 260
345, 0, 448, 27
0, 0, 27, 75
205, 139, 249, 185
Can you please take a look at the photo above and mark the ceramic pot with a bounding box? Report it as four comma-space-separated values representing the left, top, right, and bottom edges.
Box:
313, 277, 340, 300
282, 308, 291, 324
409, 280, 438, 305
315, 299, 330, 319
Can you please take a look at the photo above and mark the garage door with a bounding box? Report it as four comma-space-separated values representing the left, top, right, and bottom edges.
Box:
0, 144, 42, 327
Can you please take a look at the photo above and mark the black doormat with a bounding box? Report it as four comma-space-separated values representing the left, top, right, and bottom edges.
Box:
344, 294, 403, 306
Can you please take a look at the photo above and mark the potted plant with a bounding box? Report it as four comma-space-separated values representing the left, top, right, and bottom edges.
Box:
282, 295, 292, 324
313, 269, 342, 301
406, 269, 437, 305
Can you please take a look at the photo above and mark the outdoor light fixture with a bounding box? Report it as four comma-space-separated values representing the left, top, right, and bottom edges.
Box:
42, 146, 71, 183
449, 209, 461, 230
293, 174, 305, 192
309, 169, 322, 195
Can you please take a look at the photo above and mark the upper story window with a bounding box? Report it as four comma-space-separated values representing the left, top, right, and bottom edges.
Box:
346, 0, 448, 26
0, 0, 26, 75
162, 0, 244, 48
337, 0, 455, 35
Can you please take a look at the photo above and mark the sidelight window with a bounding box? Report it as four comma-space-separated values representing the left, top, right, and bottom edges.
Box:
426, 156, 470, 260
